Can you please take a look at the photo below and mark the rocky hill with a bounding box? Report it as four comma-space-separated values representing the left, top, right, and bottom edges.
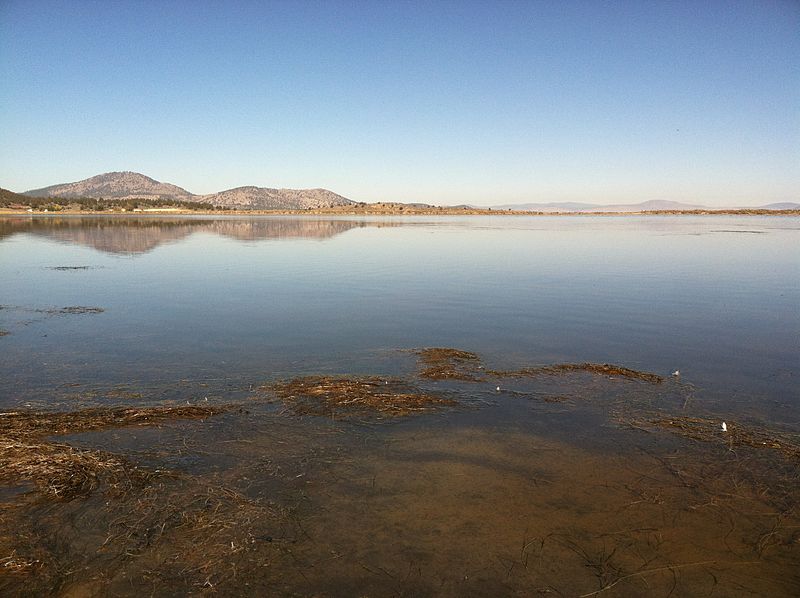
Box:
200, 186, 354, 210
21, 172, 355, 210
24, 172, 195, 201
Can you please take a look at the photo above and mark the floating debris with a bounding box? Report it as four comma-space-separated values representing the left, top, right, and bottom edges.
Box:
272, 375, 457, 417
0, 330, 8, 337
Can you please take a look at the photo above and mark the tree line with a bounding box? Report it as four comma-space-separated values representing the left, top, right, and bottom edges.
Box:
0, 192, 231, 212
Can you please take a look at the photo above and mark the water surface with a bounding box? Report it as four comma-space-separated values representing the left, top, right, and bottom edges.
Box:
1, 214, 798, 596
1, 214, 797, 417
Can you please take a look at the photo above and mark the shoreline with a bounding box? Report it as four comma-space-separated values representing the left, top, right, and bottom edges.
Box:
2, 207, 798, 217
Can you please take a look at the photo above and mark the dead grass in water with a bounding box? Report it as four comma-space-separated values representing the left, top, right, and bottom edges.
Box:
624, 415, 800, 460
0, 404, 297, 593
272, 375, 457, 417
0, 405, 228, 500
415, 347, 485, 381
490, 362, 663, 384
48, 306, 104, 314
0, 405, 225, 439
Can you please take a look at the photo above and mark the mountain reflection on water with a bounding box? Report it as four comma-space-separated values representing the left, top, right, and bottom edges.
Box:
0, 216, 403, 254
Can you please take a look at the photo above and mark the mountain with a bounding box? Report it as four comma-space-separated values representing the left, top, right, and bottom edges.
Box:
24, 171, 195, 201
491, 200, 704, 212
21, 172, 355, 210
492, 201, 597, 212
584, 200, 705, 212
199, 186, 354, 210
758, 202, 800, 210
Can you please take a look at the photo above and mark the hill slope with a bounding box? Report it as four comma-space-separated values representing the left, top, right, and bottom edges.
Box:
24, 171, 196, 201
22, 172, 355, 209
1, 187, 33, 206
200, 186, 355, 210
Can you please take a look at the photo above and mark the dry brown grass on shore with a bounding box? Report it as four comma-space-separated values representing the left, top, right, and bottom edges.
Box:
272, 375, 457, 417
0, 405, 230, 500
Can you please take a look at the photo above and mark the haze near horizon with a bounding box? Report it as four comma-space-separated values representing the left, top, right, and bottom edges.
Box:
1, 1, 798, 207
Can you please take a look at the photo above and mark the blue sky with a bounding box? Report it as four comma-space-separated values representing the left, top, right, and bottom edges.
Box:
1, 1, 798, 206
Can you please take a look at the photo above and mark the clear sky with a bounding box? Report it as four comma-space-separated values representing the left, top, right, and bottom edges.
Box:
1, 1, 798, 206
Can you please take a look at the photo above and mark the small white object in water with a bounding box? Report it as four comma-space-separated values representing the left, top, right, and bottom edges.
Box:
672, 370, 680, 377
496, 386, 501, 392
722, 422, 727, 432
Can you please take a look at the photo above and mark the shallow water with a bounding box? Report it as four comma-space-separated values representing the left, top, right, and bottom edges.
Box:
1, 214, 798, 596
2, 215, 798, 412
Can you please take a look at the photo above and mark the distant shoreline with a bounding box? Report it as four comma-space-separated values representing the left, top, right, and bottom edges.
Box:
1, 206, 798, 217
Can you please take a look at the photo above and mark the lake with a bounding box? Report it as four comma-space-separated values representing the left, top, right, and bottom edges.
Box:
1, 214, 798, 596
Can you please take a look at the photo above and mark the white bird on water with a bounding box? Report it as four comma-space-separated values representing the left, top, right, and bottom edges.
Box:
722, 422, 728, 432
672, 370, 680, 377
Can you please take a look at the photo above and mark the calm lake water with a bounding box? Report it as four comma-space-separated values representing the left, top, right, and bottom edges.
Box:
1, 214, 799, 596
1, 214, 798, 418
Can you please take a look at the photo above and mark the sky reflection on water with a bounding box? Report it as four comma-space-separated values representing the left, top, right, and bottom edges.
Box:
1, 215, 797, 424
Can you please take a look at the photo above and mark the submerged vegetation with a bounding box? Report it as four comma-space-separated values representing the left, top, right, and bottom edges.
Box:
415, 347, 485, 381
490, 362, 664, 384
625, 415, 800, 460
0, 405, 229, 500
271, 375, 457, 417
415, 347, 664, 385
0, 348, 797, 595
